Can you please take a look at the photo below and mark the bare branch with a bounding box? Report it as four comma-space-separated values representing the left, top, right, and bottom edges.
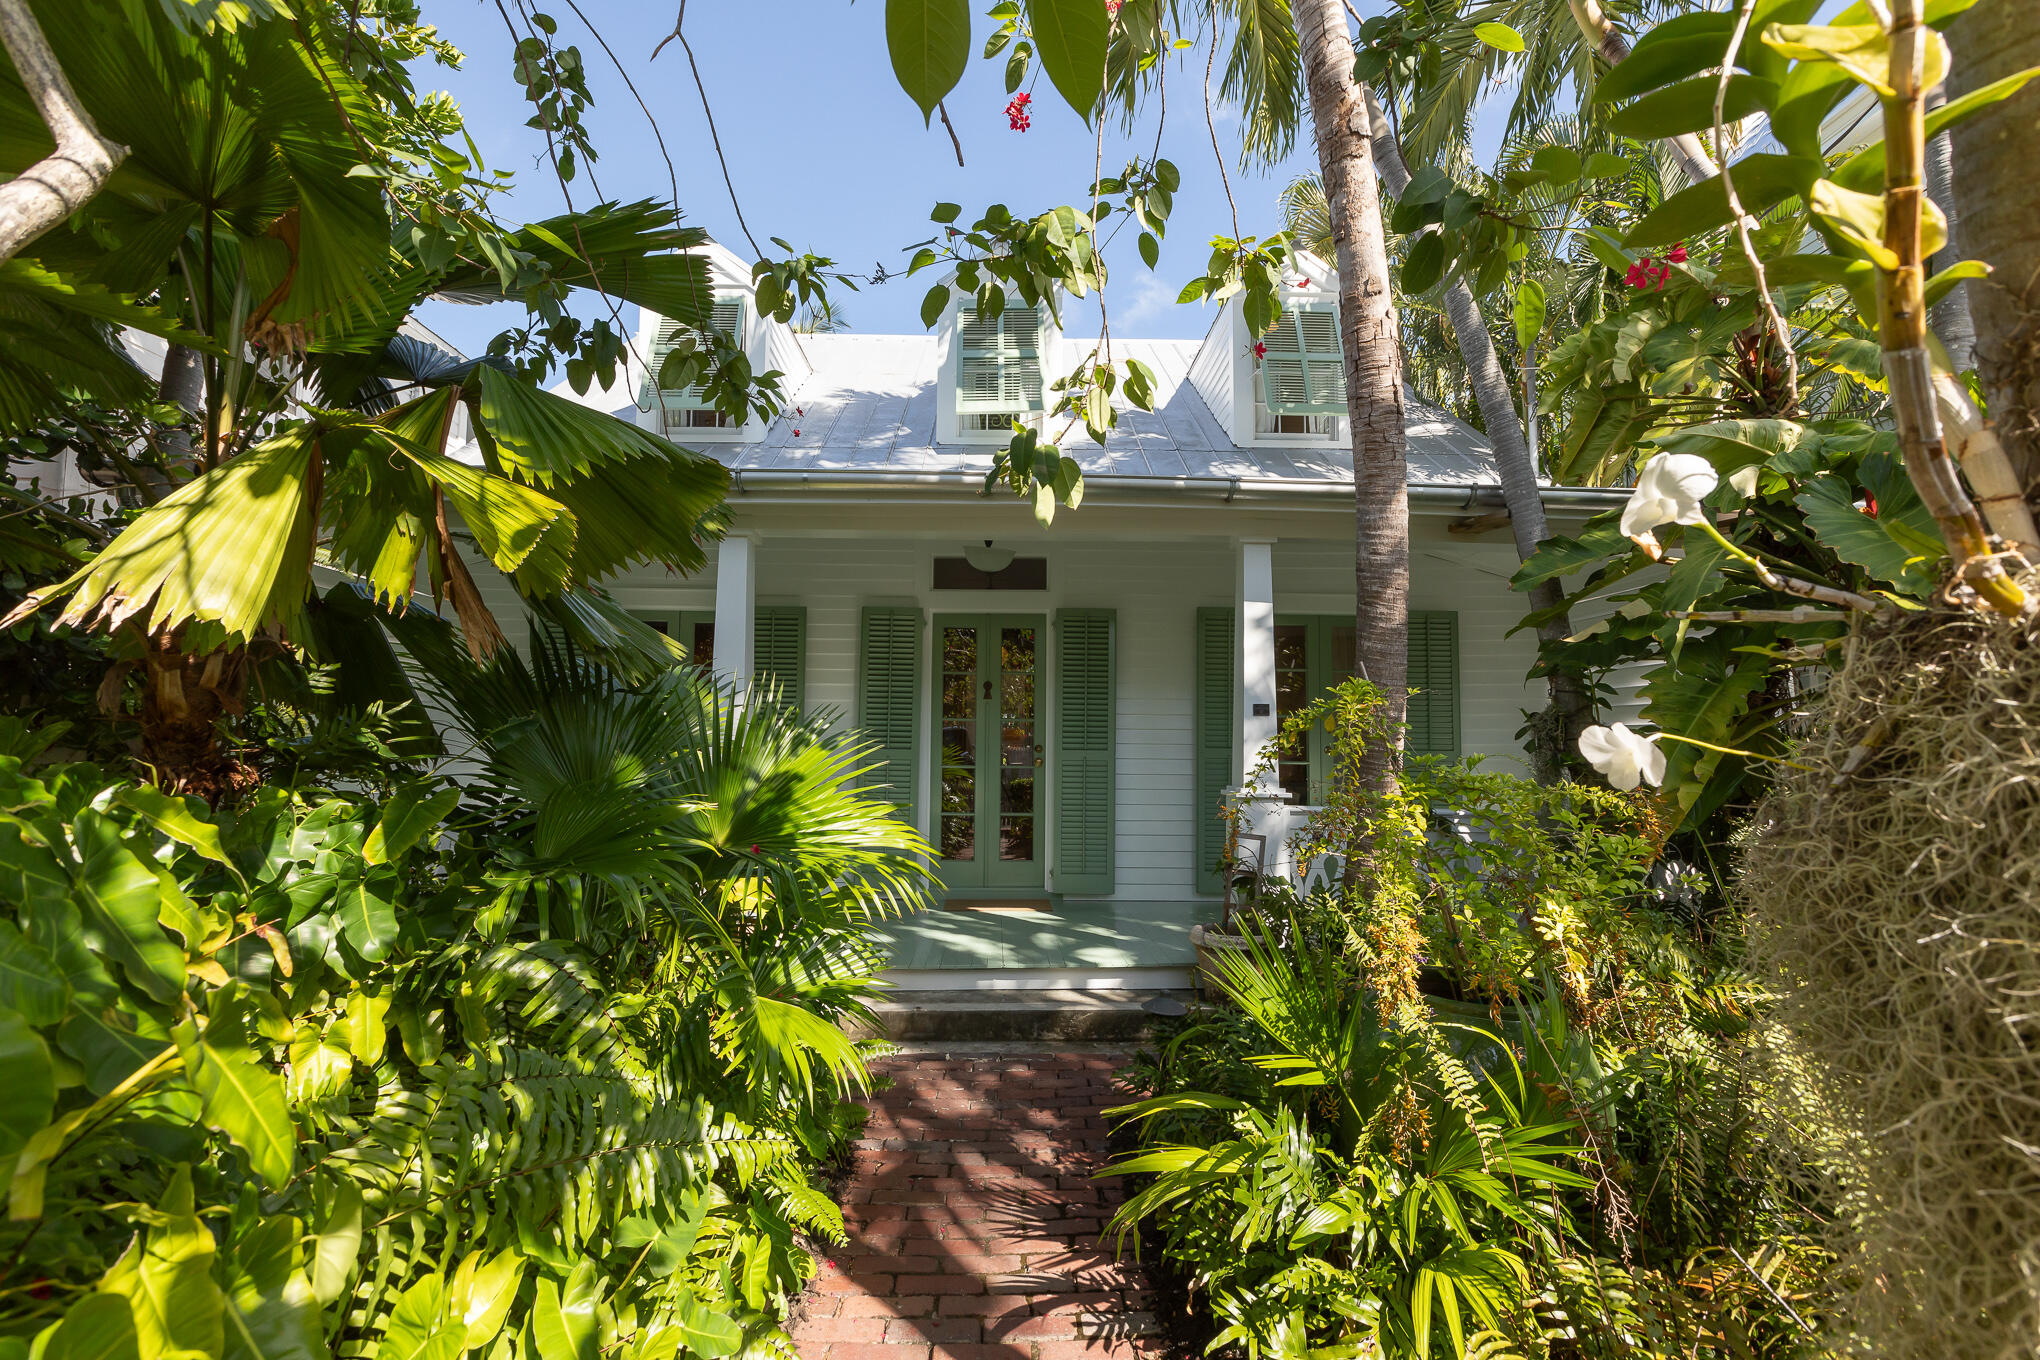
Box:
0, 0, 124, 264
936, 99, 965, 167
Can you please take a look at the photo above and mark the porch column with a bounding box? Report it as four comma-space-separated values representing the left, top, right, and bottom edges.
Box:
712, 532, 756, 690
1237, 538, 1279, 789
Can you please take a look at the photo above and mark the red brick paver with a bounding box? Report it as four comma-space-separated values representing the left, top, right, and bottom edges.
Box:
793, 1051, 1165, 1360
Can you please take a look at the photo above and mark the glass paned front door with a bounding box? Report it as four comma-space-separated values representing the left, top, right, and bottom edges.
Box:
935, 615, 1044, 890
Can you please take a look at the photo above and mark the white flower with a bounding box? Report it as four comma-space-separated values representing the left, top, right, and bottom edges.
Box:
1578, 722, 1667, 791
1620, 452, 1720, 538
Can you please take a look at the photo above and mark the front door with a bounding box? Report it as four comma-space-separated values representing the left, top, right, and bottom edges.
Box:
935, 615, 1045, 892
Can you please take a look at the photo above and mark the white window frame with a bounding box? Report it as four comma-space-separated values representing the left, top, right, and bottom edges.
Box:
943, 293, 1050, 445
1237, 293, 1349, 448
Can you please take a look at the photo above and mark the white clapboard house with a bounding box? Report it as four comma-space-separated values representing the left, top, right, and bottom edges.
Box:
470, 243, 1625, 991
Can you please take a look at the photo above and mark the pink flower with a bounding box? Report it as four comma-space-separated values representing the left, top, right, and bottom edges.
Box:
1006, 92, 1032, 131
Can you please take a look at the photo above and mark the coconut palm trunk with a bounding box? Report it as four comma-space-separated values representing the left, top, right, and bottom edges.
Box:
1292, 0, 1410, 805
1358, 87, 1594, 769
1948, 0, 2040, 490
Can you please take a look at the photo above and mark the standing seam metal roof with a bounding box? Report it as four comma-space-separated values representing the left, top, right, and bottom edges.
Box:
585, 333, 1501, 486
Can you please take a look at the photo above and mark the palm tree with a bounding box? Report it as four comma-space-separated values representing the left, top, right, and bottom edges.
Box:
1288, 0, 1413, 807
0, 2, 732, 794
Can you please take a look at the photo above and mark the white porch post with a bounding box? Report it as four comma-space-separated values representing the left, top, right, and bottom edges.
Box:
1237, 538, 1279, 788
712, 532, 756, 691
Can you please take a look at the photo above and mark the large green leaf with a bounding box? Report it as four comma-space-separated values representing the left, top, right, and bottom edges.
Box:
0, 920, 70, 1026
432, 201, 715, 331
1656, 418, 1818, 473
100, 1166, 225, 1360
0, 1007, 55, 1164
886, 0, 971, 124
1511, 519, 1635, 590
381, 1275, 462, 1360
174, 1011, 297, 1188
220, 1218, 323, 1360
1827, 65, 2040, 194
669, 1293, 742, 1359
114, 786, 232, 868
37, 1294, 140, 1360
1606, 74, 1778, 140
333, 868, 400, 962
4, 427, 318, 644
70, 810, 186, 1006
1595, 12, 1737, 103
362, 784, 457, 865
1026, 0, 1109, 119
530, 1272, 598, 1360
1796, 475, 1936, 588
1624, 154, 1820, 247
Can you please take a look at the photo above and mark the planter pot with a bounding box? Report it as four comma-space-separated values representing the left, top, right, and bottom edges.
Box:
1188, 923, 1250, 998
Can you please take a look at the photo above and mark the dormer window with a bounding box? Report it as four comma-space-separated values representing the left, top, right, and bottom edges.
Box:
1254, 305, 1346, 438
956, 300, 1044, 434
645, 295, 745, 435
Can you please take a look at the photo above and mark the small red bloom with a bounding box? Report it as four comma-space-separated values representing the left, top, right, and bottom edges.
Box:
796, 407, 804, 416
1862, 491, 1878, 518
1650, 263, 1672, 290
750, 844, 761, 854
792, 428, 801, 436
1625, 259, 1652, 289
1106, 0, 1122, 12
1299, 277, 1312, 289
1253, 341, 1267, 359
1006, 92, 1032, 131
1666, 241, 1689, 264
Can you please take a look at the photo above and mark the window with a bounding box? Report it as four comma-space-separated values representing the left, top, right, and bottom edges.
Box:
956, 300, 1043, 433
645, 296, 744, 434
637, 610, 716, 671
1273, 613, 1458, 804
932, 556, 1049, 590
1254, 306, 1346, 438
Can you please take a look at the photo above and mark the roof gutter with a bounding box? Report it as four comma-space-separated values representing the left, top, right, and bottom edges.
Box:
724, 467, 1628, 515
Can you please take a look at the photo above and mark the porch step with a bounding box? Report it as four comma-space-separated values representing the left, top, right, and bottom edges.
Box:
849, 988, 1195, 1042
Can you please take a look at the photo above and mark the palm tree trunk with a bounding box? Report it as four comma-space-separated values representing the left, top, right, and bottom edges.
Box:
1948, 0, 2040, 492
1293, 0, 1409, 808
1359, 87, 1594, 772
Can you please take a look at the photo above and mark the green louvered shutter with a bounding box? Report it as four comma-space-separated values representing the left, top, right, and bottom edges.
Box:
1054, 610, 1115, 896
645, 296, 744, 416
754, 606, 806, 714
858, 606, 922, 819
1406, 611, 1460, 757
1193, 607, 1235, 896
1263, 306, 1348, 415
957, 301, 1044, 417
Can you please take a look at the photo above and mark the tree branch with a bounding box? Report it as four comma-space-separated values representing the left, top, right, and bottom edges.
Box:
0, 0, 124, 264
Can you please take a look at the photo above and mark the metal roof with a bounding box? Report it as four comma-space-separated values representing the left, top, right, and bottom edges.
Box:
566, 333, 1501, 487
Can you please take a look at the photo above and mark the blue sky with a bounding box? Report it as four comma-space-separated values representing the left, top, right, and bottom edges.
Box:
413, 1, 1502, 356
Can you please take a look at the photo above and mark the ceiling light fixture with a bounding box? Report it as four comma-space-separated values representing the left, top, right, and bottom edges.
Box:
963, 539, 1015, 573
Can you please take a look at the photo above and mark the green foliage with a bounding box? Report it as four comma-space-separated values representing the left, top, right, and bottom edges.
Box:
0, 633, 930, 1358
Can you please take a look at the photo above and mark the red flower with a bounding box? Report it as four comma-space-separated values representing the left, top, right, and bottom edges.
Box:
1299, 277, 1312, 289
1863, 491, 1878, 518
750, 844, 762, 854
1650, 263, 1671, 290
1106, 0, 1122, 12
1252, 341, 1267, 359
796, 407, 804, 416
1666, 241, 1689, 264
1625, 259, 1652, 289
792, 428, 801, 436
1006, 92, 1032, 131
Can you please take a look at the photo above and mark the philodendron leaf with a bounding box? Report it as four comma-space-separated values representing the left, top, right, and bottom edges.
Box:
334, 868, 401, 962
113, 786, 232, 869
449, 1249, 528, 1351
361, 783, 457, 865
0, 1007, 55, 1164
669, 1292, 742, 1360
100, 1166, 225, 1360
1796, 475, 1935, 588
0, 920, 69, 1026
36, 1294, 139, 1360
885, 0, 971, 124
174, 1011, 297, 1189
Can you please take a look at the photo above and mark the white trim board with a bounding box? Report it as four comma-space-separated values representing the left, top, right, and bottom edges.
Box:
884, 967, 1195, 993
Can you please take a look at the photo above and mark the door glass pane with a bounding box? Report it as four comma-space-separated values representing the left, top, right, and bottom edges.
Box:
940, 626, 977, 860
1274, 622, 1311, 805
998, 626, 1037, 861
689, 620, 716, 673
1328, 624, 1356, 687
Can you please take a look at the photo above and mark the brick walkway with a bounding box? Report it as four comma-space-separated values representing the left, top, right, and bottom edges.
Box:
794, 1049, 1166, 1360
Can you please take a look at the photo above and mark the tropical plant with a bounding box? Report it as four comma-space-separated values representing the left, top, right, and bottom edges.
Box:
0, 616, 935, 1359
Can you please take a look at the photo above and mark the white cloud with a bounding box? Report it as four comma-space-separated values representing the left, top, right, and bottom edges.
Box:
1115, 273, 1177, 329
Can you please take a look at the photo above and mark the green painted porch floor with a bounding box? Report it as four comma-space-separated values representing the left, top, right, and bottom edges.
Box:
878, 900, 1218, 971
